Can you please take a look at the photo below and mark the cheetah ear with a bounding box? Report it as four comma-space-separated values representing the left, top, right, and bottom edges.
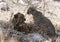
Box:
27, 7, 36, 14
29, 7, 36, 10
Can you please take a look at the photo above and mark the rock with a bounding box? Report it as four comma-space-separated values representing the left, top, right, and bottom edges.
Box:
20, 33, 48, 42
0, 27, 22, 42
1, 4, 9, 11
0, 2, 9, 11
0, 20, 10, 28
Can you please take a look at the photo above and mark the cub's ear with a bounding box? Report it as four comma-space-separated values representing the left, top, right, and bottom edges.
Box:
14, 14, 18, 18
14, 12, 21, 18
17, 12, 21, 14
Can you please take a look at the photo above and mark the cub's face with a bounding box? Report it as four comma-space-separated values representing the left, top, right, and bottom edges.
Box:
13, 13, 26, 24
14, 13, 26, 21
27, 7, 35, 14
